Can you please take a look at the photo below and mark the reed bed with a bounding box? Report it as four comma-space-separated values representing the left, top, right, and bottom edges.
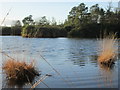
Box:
98, 33, 118, 66
2, 59, 39, 84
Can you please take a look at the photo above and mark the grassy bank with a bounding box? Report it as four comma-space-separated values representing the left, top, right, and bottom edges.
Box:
22, 25, 67, 38
1, 23, 119, 38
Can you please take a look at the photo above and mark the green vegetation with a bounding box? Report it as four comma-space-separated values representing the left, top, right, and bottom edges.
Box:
64, 3, 120, 38
22, 25, 67, 38
1, 20, 22, 36
1, 3, 120, 38
21, 15, 67, 38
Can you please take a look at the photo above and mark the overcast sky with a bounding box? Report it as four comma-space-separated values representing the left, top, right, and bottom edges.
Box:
0, 0, 119, 26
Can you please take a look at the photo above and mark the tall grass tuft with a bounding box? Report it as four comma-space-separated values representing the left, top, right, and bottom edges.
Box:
3, 59, 39, 84
98, 33, 118, 66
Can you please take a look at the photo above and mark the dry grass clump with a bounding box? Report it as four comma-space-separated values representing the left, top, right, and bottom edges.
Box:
3, 59, 39, 84
98, 33, 118, 66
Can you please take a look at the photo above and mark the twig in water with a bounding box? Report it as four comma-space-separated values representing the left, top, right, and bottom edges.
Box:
30, 75, 48, 89
0, 50, 16, 61
39, 53, 74, 87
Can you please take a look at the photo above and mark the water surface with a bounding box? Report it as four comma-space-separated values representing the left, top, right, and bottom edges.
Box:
0, 36, 119, 88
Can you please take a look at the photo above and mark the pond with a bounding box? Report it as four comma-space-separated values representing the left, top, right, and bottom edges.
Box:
0, 36, 119, 89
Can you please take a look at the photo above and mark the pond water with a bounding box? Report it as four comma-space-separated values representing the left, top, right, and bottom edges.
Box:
0, 36, 119, 89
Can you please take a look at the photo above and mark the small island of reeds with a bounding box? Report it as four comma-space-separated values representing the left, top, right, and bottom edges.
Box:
98, 33, 118, 67
3, 59, 39, 86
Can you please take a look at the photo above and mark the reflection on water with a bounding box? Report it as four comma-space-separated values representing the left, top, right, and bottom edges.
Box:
1, 36, 119, 88
71, 54, 98, 67
99, 63, 115, 70
68, 39, 99, 67
4, 73, 38, 88
6, 78, 29, 88
98, 63, 118, 88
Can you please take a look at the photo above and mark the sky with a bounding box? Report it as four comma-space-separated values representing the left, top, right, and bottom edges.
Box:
0, 0, 119, 26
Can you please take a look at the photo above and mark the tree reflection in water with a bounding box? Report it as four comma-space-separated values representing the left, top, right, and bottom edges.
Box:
98, 61, 118, 88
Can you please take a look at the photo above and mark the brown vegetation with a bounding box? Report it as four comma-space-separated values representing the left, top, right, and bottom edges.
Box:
98, 33, 118, 66
3, 59, 39, 84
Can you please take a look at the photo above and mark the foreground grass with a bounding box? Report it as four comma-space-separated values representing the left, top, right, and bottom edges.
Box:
98, 33, 118, 66
3, 59, 39, 85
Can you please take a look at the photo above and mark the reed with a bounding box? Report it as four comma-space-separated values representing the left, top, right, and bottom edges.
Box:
98, 33, 118, 66
3, 59, 39, 84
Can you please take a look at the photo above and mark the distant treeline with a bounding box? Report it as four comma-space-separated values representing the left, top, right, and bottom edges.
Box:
1, 3, 120, 38
22, 25, 67, 38
1, 26, 21, 36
